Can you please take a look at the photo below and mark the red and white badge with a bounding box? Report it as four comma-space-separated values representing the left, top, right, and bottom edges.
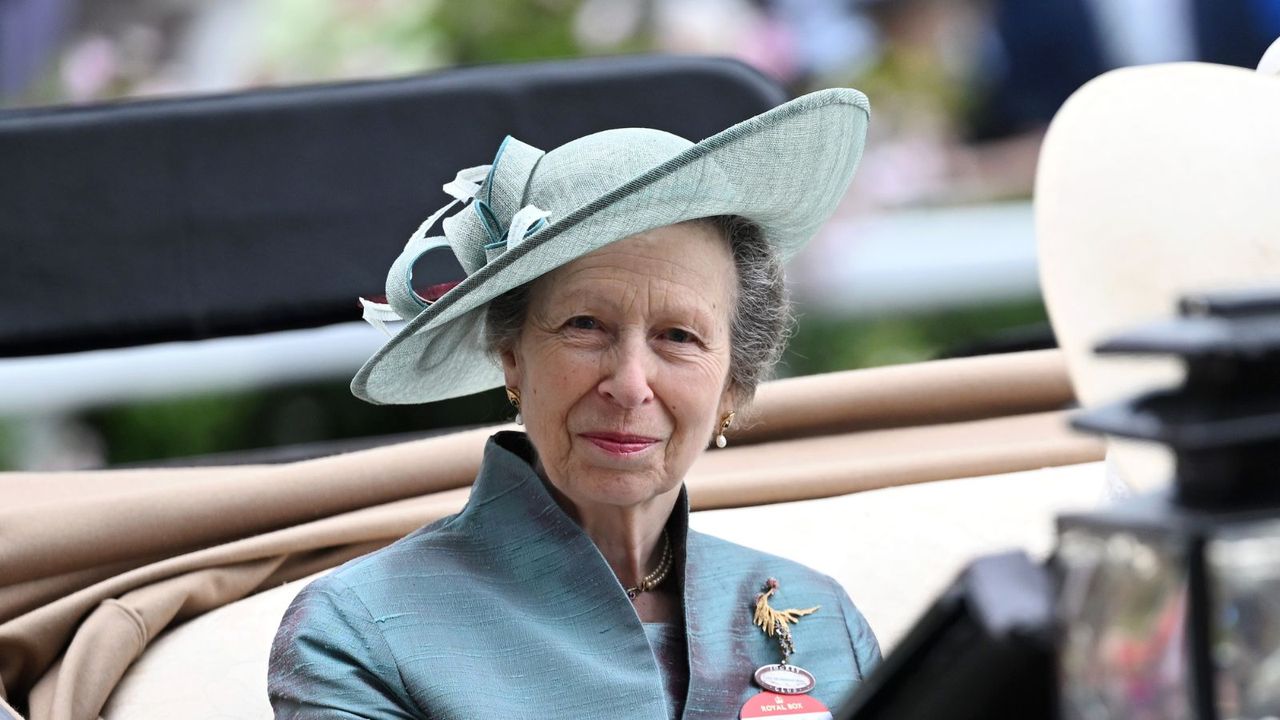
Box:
739, 691, 833, 720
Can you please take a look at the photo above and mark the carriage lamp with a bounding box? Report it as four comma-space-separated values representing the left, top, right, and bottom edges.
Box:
1059, 288, 1280, 720
838, 289, 1280, 720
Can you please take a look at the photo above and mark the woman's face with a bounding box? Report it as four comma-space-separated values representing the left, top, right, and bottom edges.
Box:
501, 221, 736, 512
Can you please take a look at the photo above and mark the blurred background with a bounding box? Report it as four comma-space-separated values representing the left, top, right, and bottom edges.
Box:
2, 0, 1277, 470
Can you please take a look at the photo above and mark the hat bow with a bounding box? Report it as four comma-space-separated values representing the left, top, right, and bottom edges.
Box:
361, 137, 549, 336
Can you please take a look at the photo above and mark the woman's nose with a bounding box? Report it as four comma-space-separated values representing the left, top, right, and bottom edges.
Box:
597, 335, 654, 408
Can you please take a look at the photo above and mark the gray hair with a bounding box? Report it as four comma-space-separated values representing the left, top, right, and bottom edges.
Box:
483, 215, 793, 404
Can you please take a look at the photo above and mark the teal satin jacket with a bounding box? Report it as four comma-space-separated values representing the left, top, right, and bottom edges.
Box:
268, 432, 880, 718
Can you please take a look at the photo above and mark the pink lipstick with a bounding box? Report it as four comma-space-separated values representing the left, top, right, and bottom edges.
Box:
579, 432, 659, 455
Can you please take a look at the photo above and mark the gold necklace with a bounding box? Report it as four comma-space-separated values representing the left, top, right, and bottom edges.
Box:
624, 529, 672, 600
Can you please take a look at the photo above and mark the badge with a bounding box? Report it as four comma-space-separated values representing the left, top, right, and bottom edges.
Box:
753, 663, 817, 694
739, 691, 833, 719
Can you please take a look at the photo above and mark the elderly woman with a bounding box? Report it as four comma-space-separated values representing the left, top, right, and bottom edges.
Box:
269, 88, 879, 719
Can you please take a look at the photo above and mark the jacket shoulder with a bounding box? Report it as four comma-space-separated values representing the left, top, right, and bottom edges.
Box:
686, 528, 882, 678
688, 529, 838, 587
323, 512, 463, 587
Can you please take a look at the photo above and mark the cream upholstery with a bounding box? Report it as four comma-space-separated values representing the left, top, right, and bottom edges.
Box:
103, 573, 324, 720
1036, 62, 1280, 491
105, 461, 1108, 719
695, 462, 1109, 649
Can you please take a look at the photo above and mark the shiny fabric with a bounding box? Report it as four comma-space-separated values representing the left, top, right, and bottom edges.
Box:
268, 432, 880, 719
643, 623, 687, 720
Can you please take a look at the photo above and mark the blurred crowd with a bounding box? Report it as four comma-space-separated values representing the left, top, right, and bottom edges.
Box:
5, 0, 1278, 208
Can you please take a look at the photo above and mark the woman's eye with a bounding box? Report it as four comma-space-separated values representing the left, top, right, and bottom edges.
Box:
566, 316, 599, 331
661, 328, 698, 344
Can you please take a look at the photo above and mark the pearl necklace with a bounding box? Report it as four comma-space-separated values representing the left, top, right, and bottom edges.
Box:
624, 529, 673, 600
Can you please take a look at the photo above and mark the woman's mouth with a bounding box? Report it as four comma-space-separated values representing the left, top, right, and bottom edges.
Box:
578, 432, 660, 455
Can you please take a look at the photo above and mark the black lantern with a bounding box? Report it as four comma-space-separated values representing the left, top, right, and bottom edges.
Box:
1058, 288, 1280, 720
839, 288, 1280, 720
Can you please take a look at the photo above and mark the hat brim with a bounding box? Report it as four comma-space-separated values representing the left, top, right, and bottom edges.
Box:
353, 88, 870, 404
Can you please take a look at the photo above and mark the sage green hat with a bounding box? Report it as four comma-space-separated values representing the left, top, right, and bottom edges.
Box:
352, 87, 870, 405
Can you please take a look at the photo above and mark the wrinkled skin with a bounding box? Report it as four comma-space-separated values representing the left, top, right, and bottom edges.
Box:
500, 221, 737, 597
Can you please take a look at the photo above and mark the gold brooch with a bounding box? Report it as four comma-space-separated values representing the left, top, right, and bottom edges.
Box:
750, 578, 820, 695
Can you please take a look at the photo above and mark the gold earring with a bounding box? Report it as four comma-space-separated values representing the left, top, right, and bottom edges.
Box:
715, 411, 735, 448
506, 387, 523, 426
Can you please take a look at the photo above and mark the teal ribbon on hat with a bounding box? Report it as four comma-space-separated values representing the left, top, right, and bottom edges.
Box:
469, 136, 550, 259
378, 165, 488, 327
360, 138, 549, 336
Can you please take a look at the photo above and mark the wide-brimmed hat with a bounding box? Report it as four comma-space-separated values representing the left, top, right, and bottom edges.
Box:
352, 88, 870, 405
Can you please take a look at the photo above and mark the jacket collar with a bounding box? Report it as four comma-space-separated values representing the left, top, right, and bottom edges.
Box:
456, 432, 751, 719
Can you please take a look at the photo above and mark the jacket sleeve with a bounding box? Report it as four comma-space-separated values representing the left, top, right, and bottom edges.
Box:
268, 576, 422, 719
832, 577, 882, 681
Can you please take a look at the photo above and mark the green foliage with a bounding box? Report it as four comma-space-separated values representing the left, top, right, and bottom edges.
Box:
81, 383, 512, 467
83, 394, 261, 466
258, 0, 449, 81
431, 0, 586, 65
782, 299, 1052, 377
0, 419, 14, 470
256, 0, 594, 84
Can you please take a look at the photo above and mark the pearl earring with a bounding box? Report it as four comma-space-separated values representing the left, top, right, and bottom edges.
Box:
715, 411, 735, 448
